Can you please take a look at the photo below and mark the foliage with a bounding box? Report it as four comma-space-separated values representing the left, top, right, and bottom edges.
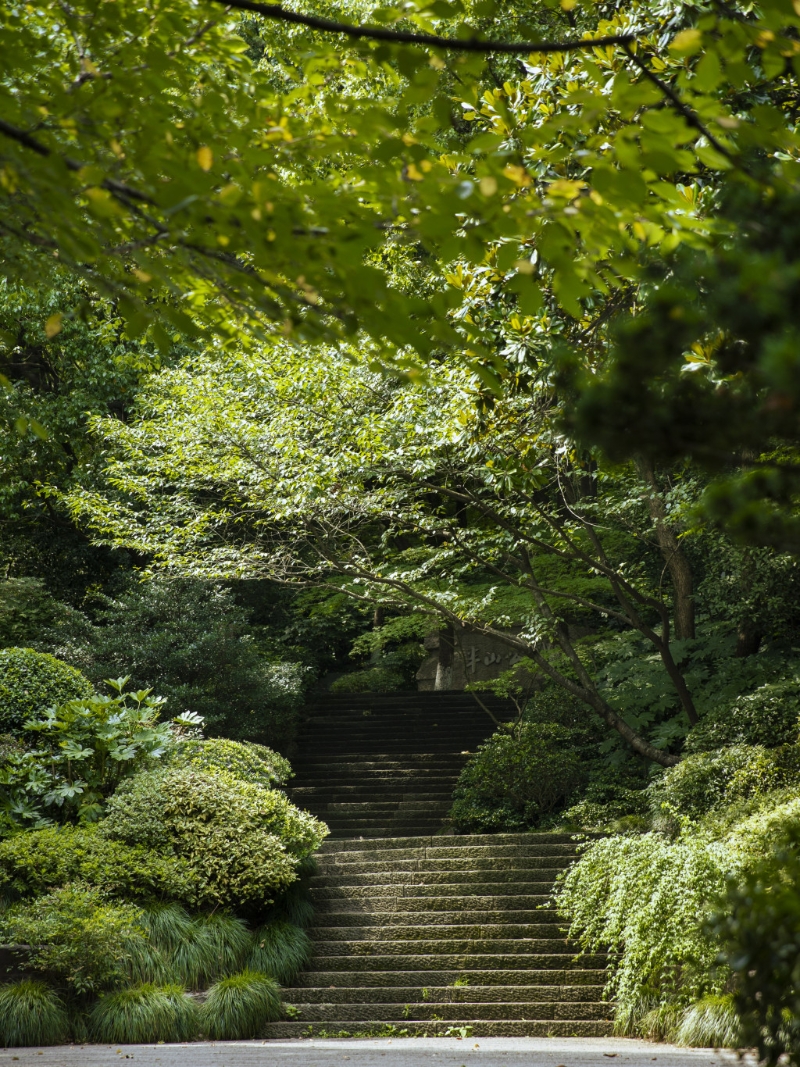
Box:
89, 984, 200, 1044
0, 678, 195, 830
560, 768, 650, 832
0, 824, 197, 903
554, 796, 800, 1033
649, 744, 800, 824
173, 737, 292, 789
450, 721, 586, 832
60, 580, 307, 746
0, 647, 92, 734
199, 970, 282, 1040
248, 920, 312, 985
685, 678, 800, 753
72, 344, 733, 766
330, 666, 407, 694
0, 578, 78, 649
0, 980, 70, 1047
133, 904, 252, 990
710, 827, 800, 1067
100, 767, 327, 908
674, 995, 742, 1050
1, 883, 149, 993
554, 832, 734, 1027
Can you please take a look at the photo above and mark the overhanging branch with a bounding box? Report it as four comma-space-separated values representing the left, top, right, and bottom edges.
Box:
209, 0, 637, 54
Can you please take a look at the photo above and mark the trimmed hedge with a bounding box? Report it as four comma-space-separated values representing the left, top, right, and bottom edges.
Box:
0, 647, 93, 733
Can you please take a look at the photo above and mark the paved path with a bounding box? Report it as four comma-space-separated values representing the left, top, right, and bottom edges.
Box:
0, 1038, 754, 1067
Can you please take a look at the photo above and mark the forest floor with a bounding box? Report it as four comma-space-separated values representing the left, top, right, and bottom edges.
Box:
0, 1037, 755, 1067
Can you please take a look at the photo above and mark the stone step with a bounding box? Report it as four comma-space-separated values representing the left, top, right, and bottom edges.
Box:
280, 984, 606, 1004
301, 953, 606, 971
264, 1020, 613, 1038
317, 802, 452, 814
280, 1001, 613, 1022
319, 844, 578, 862
290, 968, 607, 988
310, 869, 567, 888
311, 924, 565, 941
311, 938, 575, 957
290, 789, 454, 799
310, 885, 556, 901
314, 857, 574, 874
312, 910, 556, 925
317, 833, 589, 851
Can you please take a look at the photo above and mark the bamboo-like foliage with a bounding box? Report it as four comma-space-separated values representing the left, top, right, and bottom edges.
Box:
0, 980, 70, 1047
200, 970, 281, 1040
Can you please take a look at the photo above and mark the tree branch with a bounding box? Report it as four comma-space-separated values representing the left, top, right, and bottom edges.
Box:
621, 44, 737, 165
210, 0, 636, 54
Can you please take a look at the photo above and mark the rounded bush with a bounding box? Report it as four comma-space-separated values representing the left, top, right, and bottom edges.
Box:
650, 744, 800, 820
0, 980, 70, 1046
0, 647, 93, 733
101, 767, 328, 908
248, 920, 312, 985
450, 722, 585, 832
174, 738, 292, 789
687, 678, 800, 753
200, 970, 281, 1039
89, 984, 199, 1043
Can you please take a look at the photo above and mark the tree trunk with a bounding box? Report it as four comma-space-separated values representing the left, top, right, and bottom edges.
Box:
637, 458, 695, 640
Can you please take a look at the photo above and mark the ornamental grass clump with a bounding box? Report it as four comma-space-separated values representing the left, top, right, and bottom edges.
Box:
248, 919, 312, 985
675, 995, 742, 1048
0, 980, 70, 1047
166, 910, 251, 990
89, 983, 199, 1043
200, 970, 281, 1039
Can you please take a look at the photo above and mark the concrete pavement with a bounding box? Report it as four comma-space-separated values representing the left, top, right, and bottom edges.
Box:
0, 1037, 755, 1067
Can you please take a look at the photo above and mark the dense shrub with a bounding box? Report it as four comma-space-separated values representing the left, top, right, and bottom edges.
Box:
1, 884, 150, 992
248, 920, 312, 984
686, 678, 800, 752
0, 980, 70, 1047
0, 824, 197, 903
90, 984, 200, 1043
450, 722, 585, 832
0, 647, 92, 733
200, 970, 282, 1039
710, 825, 800, 1066
330, 666, 407, 693
58, 580, 307, 746
173, 737, 292, 789
649, 744, 800, 822
101, 767, 327, 908
561, 770, 650, 831
554, 796, 800, 1035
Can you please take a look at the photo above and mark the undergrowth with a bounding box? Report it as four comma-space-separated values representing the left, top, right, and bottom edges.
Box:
200, 970, 282, 1039
0, 980, 70, 1047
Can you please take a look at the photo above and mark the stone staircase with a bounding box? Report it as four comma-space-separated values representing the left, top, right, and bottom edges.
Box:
268, 692, 612, 1038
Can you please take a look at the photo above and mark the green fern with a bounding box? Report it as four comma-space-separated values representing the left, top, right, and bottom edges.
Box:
0, 980, 70, 1047
200, 970, 282, 1039
89, 983, 199, 1043
248, 920, 312, 985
